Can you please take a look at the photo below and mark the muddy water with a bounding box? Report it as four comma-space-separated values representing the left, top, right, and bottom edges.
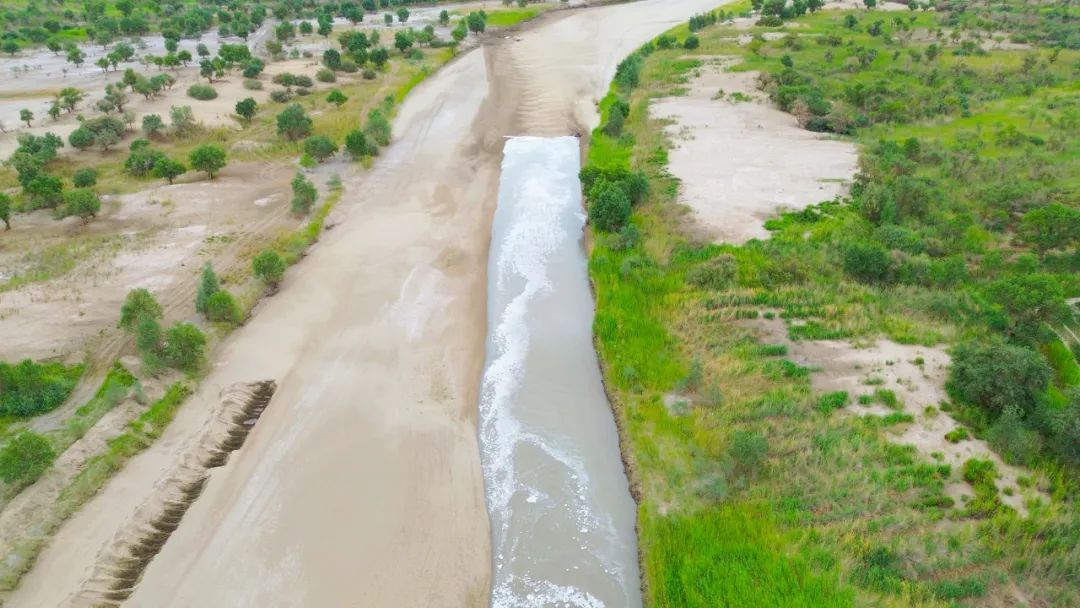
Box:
480, 136, 640, 608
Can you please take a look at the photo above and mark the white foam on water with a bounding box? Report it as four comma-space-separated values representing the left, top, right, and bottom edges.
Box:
479, 136, 639, 608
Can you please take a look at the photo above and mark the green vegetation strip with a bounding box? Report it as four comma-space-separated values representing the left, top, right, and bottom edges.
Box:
584, 3, 1079, 606
0, 382, 188, 591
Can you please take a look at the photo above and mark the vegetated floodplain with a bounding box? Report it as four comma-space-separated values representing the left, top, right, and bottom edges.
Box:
584, 1, 1079, 606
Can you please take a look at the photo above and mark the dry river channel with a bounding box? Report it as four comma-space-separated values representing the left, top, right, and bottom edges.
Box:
9, 1, 726, 605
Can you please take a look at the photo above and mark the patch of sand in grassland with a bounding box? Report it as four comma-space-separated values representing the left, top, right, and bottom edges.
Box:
750, 315, 1047, 516
0, 164, 294, 364
651, 58, 858, 244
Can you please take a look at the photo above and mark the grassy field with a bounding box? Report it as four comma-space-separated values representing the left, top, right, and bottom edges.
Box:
585, 3, 1080, 606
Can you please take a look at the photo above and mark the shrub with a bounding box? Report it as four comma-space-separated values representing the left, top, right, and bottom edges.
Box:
0, 432, 56, 485
72, 167, 97, 188
944, 427, 969, 443
842, 240, 892, 283
205, 290, 241, 325
316, 68, 336, 83
253, 250, 286, 286
364, 109, 391, 146
119, 288, 162, 329
362, 68, 377, 80
68, 127, 95, 150
817, 391, 849, 413
684, 34, 700, 49
0, 360, 83, 417
187, 84, 218, 100
345, 129, 375, 158
125, 146, 166, 177
295, 87, 312, 97
162, 323, 205, 372
291, 172, 318, 214
270, 89, 293, 103
243, 79, 263, 90
195, 262, 219, 315
588, 181, 631, 232
948, 339, 1050, 416
326, 89, 348, 106
986, 407, 1042, 465
293, 75, 314, 88
686, 254, 737, 289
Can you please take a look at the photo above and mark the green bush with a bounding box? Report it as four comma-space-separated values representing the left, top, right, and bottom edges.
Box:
0, 431, 56, 485
195, 262, 219, 314
205, 290, 241, 325
686, 254, 737, 289
817, 391, 849, 413
243, 79, 263, 90
316, 68, 336, 83
119, 288, 163, 329
842, 240, 892, 284
948, 339, 1050, 416
0, 360, 84, 417
253, 250, 286, 287
187, 84, 218, 100
72, 167, 97, 188
588, 181, 632, 232
162, 323, 205, 372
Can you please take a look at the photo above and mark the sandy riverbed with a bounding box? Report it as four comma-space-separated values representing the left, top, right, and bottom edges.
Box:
8, 1, 728, 606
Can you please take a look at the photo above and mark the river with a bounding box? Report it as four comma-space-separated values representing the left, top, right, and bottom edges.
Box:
480, 136, 640, 608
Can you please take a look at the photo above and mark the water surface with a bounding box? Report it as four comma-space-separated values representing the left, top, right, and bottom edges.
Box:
479, 136, 641, 608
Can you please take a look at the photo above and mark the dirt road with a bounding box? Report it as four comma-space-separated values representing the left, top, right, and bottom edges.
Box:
9, 1, 725, 606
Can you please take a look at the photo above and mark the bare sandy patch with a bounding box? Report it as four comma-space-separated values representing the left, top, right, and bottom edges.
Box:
0, 163, 295, 364
749, 315, 1046, 516
823, 0, 912, 11
651, 57, 857, 244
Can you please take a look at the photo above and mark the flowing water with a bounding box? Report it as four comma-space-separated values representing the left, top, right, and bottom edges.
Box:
479, 136, 641, 608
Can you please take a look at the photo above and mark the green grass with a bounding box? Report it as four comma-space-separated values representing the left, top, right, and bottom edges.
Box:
484, 9, 540, 28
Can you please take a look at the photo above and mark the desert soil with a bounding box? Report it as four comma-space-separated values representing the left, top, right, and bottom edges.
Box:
7, 1, 729, 606
652, 57, 858, 243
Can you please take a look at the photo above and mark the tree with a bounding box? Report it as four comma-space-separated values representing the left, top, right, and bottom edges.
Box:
196, 43, 210, 58
394, 31, 413, 54
467, 12, 487, 35
188, 144, 226, 179
291, 172, 318, 214
58, 87, 84, 113
162, 323, 205, 372
384, 13, 393, 26
170, 105, 195, 134
26, 174, 64, 208
439, 10, 450, 26
235, 97, 258, 123
0, 193, 10, 230
72, 168, 97, 188
323, 48, 342, 70
299, 21, 314, 35
684, 35, 700, 50
317, 15, 334, 37
304, 135, 338, 162
1, 40, 19, 56
948, 339, 1050, 416
370, 47, 390, 68
253, 250, 286, 287
397, 7, 410, 22
142, 113, 165, 136
19, 109, 33, 128
276, 104, 313, 140
119, 288, 162, 329
864, 0, 877, 7
152, 157, 186, 184
95, 129, 119, 151
195, 262, 220, 314
345, 129, 375, 158
60, 189, 101, 221
66, 46, 85, 68
588, 182, 631, 232
326, 90, 348, 106
452, 23, 467, 43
